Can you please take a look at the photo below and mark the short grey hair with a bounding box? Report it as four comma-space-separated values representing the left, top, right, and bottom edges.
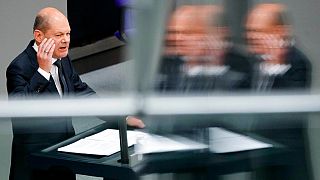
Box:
33, 14, 50, 32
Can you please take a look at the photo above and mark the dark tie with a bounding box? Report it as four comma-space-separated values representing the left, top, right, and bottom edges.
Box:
54, 60, 69, 95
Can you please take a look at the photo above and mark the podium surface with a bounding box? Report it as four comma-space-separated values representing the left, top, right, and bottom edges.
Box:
30, 123, 288, 179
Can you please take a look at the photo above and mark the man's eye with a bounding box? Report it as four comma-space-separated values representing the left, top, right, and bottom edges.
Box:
56, 34, 62, 37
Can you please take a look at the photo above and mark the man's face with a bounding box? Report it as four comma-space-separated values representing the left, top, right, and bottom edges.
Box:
166, 24, 207, 57
43, 17, 71, 59
246, 11, 289, 64
165, 11, 228, 62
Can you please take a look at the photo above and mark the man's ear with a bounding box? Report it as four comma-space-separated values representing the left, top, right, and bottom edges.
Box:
276, 25, 291, 37
33, 30, 44, 44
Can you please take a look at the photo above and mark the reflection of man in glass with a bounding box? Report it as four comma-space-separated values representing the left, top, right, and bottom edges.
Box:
246, 3, 312, 180
157, 5, 251, 93
246, 3, 311, 91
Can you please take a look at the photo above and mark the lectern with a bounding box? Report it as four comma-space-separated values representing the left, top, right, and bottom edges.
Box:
30, 123, 138, 180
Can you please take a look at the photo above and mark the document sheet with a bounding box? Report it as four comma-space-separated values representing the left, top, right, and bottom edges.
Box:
209, 127, 273, 153
134, 134, 208, 154
58, 129, 145, 156
58, 129, 208, 156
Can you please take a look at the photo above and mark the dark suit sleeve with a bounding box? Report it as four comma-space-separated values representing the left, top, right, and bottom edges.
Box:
6, 61, 50, 98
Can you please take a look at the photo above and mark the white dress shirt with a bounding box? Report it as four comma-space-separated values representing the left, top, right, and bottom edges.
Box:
259, 62, 291, 76
33, 42, 63, 96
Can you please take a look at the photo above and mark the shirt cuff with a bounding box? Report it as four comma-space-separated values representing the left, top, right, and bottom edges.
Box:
37, 68, 51, 81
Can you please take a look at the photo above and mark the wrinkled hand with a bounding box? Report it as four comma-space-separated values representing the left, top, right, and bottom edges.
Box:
37, 38, 55, 72
126, 116, 145, 128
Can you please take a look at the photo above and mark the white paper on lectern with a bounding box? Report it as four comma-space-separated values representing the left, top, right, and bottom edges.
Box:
58, 127, 272, 156
57, 129, 207, 156
209, 127, 273, 153
57, 129, 147, 156
134, 134, 208, 154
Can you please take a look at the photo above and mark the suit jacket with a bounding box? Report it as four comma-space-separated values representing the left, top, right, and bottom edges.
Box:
6, 40, 96, 180
156, 48, 252, 93
6, 39, 96, 135
7, 40, 95, 98
153, 48, 252, 132
273, 46, 311, 89
251, 46, 312, 91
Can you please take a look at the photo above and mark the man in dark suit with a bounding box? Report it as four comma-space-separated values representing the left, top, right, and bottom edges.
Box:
245, 3, 312, 180
157, 5, 251, 93
6, 7, 144, 180
246, 4, 311, 91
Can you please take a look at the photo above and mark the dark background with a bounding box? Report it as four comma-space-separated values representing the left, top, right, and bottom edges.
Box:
67, 1, 122, 48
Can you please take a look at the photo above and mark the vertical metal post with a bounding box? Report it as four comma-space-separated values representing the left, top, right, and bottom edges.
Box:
118, 117, 129, 164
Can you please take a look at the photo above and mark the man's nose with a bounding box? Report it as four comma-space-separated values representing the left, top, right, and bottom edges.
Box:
61, 35, 70, 43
